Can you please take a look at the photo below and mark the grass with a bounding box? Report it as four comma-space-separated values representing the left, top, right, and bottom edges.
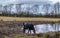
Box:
0, 16, 60, 38
3, 32, 60, 38
0, 16, 60, 22
4, 33, 38, 38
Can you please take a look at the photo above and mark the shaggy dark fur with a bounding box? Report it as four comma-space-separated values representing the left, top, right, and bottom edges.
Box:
23, 22, 35, 34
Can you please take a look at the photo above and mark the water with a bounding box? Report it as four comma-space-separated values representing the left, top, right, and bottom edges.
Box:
35, 23, 60, 34
22, 23, 60, 34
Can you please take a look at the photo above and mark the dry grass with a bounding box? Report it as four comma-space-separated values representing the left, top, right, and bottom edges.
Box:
4, 33, 38, 38
3, 32, 60, 38
0, 16, 60, 22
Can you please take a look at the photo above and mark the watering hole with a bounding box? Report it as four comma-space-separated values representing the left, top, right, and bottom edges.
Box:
0, 21, 60, 34
21, 23, 60, 34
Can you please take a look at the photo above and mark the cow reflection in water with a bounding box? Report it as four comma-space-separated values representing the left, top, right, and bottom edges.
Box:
23, 22, 35, 34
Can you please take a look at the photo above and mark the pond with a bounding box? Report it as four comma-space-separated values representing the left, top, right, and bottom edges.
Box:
23, 23, 60, 34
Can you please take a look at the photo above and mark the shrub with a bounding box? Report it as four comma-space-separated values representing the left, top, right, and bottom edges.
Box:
36, 33, 43, 37
0, 19, 3, 21
43, 33, 49, 38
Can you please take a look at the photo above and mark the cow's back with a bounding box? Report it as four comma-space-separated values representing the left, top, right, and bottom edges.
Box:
23, 22, 29, 29
29, 24, 34, 30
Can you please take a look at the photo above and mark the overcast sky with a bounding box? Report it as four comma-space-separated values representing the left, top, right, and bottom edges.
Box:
0, 0, 60, 5
0, 0, 60, 14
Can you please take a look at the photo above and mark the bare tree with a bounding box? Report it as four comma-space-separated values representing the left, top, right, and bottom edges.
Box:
26, 6, 31, 16
32, 4, 39, 14
16, 4, 21, 14
54, 2, 60, 17
43, 4, 51, 16
2, 4, 13, 16
7, 4, 13, 14
3, 5, 8, 14
0, 4, 3, 14
56, 2, 60, 17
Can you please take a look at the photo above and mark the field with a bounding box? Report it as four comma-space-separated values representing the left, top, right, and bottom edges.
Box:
1, 32, 60, 38
0, 16, 60, 38
0, 16, 60, 22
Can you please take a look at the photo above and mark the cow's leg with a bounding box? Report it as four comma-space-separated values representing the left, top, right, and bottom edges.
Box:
23, 28, 25, 33
28, 29, 31, 34
28, 29, 29, 34
30, 30, 31, 34
33, 29, 35, 34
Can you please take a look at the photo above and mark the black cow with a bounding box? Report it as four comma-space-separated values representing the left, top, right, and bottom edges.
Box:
23, 22, 35, 34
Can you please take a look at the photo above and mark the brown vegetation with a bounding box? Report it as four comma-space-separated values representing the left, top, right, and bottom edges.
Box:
0, 16, 60, 22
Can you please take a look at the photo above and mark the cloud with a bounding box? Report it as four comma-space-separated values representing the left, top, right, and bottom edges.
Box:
17, 0, 48, 2
49, 0, 60, 3
0, 0, 17, 5
0, 0, 60, 5
0, 0, 49, 4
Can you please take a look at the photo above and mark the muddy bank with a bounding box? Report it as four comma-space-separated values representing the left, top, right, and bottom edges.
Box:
0, 21, 59, 25
0, 21, 59, 35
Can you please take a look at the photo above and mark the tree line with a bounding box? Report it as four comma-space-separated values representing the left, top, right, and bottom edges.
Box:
0, 2, 60, 18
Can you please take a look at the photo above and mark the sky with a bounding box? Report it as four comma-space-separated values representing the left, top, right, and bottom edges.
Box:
0, 0, 60, 5
0, 0, 60, 14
